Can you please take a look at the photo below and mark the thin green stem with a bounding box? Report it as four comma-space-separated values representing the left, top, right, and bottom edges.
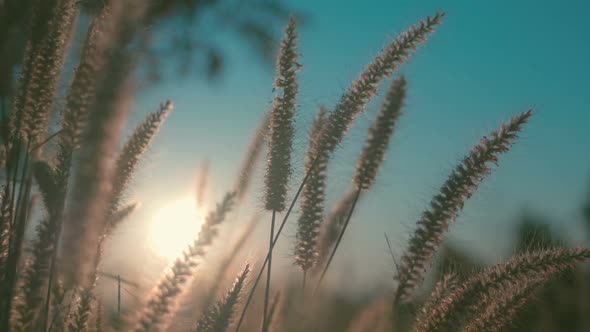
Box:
0, 96, 7, 145
14, 142, 31, 221
302, 270, 307, 300
234, 156, 320, 332
32, 129, 64, 152
8, 140, 22, 224
261, 210, 276, 332
0, 141, 31, 330
42, 253, 57, 332
0, 141, 18, 330
313, 187, 361, 296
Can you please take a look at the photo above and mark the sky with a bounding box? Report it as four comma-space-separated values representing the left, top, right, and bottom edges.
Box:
104, 0, 590, 294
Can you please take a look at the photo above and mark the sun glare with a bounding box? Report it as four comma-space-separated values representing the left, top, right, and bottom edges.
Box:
149, 197, 203, 260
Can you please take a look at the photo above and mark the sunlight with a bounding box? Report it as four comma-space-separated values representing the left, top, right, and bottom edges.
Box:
149, 197, 203, 260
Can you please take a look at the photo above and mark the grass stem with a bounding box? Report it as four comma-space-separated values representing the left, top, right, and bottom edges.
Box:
313, 187, 362, 295
234, 156, 320, 332
261, 210, 276, 332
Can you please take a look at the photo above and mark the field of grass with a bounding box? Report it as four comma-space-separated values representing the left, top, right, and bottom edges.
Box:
0, 1, 589, 331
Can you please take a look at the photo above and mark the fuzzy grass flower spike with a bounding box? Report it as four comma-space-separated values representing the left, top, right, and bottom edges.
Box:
264, 16, 300, 212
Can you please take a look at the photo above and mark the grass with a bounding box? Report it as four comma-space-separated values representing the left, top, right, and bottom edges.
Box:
0, 1, 588, 332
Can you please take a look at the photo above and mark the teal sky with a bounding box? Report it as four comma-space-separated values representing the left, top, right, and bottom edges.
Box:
107, 0, 590, 292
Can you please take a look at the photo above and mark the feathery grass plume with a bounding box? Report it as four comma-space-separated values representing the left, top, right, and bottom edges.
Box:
70, 201, 137, 332
0, 186, 11, 319
32, 160, 59, 214
0, 186, 10, 281
201, 215, 259, 311
7, 4, 44, 139
111, 100, 173, 213
60, 0, 147, 287
261, 16, 299, 332
60, 49, 133, 286
264, 16, 299, 212
9, 0, 57, 138
314, 190, 358, 273
462, 280, 541, 332
106, 202, 139, 234
59, 6, 111, 152
417, 273, 458, 319
295, 107, 327, 272
23, 0, 79, 148
235, 113, 270, 200
12, 216, 60, 330
74, 219, 123, 332
314, 80, 406, 290
395, 109, 533, 304
414, 247, 590, 332
43, 3, 118, 284
411, 273, 459, 332
194, 264, 250, 332
353, 76, 406, 190
47, 281, 68, 332
3, 178, 35, 304
69, 287, 95, 332
134, 192, 236, 332
316, 13, 443, 158
2, 2, 78, 323
37, 7, 127, 328
76, 193, 146, 332
0, 146, 5, 169
58, 34, 143, 324
54, 3, 116, 202
96, 300, 103, 332
10, 0, 79, 146
60, 58, 133, 288
237, 17, 443, 330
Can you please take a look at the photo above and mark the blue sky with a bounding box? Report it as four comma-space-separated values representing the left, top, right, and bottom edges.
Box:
107, 0, 590, 291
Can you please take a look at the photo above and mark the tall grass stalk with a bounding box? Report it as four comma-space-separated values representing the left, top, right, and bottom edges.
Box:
133, 192, 236, 331
59, 0, 146, 289
395, 110, 533, 305
0, 0, 79, 327
234, 156, 319, 332
462, 280, 541, 332
42, 6, 121, 325
236, 13, 442, 331
0, 187, 9, 281
55, 59, 169, 332
314, 190, 358, 273
111, 100, 173, 214
201, 214, 259, 312
12, 162, 58, 330
313, 14, 442, 158
60, 55, 134, 288
414, 247, 590, 332
314, 76, 406, 292
194, 264, 250, 332
295, 108, 327, 281
262, 16, 299, 332
313, 187, 361, 294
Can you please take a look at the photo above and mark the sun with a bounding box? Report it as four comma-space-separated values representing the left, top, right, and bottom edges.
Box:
149, 197, 203, 260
